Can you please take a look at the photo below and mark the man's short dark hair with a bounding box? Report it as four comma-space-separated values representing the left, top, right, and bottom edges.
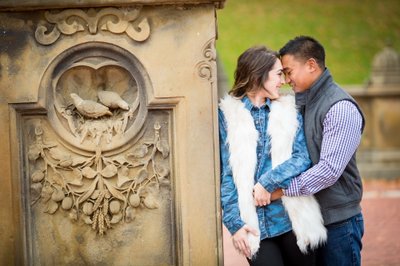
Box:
279, 36, 326, 69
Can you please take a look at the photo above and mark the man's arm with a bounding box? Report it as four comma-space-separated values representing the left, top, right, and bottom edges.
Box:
284, 100, 363, 197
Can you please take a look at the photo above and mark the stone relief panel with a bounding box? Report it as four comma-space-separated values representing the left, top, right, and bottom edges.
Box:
35, 7, 150, 45
20, 43, 175, 264
27, 119, 170, 235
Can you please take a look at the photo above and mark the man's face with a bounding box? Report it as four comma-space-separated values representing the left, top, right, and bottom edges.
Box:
281, 54, 315, 93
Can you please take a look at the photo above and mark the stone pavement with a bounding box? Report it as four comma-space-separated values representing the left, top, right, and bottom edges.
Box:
222, 180, 400, 266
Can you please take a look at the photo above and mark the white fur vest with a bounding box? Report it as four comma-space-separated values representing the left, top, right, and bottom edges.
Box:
219, 94, 327, 257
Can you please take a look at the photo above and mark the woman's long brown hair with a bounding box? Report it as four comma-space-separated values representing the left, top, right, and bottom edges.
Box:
230, 46, 278, 98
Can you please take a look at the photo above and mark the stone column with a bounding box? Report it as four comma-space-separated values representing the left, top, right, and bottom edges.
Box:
0, 1, 225, 265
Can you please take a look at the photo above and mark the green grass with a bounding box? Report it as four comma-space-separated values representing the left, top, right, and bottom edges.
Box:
216, 0, 400, 87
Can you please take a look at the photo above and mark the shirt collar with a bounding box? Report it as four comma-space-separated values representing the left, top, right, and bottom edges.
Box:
242, 96, 271, 111
295, 68, 331, 106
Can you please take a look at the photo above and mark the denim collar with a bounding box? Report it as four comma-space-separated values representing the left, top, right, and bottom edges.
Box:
295, 68, 332, 107
242, 96, 271, 111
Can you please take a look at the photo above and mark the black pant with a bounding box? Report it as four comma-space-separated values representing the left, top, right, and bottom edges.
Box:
247, 231, 316, 266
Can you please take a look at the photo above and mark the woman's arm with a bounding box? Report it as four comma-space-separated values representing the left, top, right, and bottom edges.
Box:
257, 113, 312, 193
218, 109, 245, 235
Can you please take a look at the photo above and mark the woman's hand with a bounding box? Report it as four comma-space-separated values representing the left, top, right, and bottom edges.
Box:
232, 225, 259, 258
253, 182, 271, 206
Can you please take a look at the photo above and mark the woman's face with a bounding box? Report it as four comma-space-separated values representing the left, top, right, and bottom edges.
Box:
260, 59, 285, 100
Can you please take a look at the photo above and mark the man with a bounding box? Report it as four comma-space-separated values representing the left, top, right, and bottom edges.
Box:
278, 36, 365, 266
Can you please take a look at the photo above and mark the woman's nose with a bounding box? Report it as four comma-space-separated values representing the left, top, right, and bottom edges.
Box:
281, 75, 286, 84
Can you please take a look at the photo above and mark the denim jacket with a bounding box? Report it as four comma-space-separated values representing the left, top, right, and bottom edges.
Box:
219, 96, 311, 239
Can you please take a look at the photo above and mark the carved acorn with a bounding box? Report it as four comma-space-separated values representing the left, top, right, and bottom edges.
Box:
129, 193, 141, 207
97, 90, 129, 110
61, 197, 73, 210
51, 189, 65, 202
70, 93, 112, 118
31, 170, 45, 183
109, 200, 121, 214
83, 202, 94, 215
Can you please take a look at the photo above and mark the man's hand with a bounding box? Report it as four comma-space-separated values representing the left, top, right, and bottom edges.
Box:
232, 225, 259, 258
253, 182, 271, 206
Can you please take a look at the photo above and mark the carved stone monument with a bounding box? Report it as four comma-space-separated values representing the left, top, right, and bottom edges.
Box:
347, 44, 400, 179
0, 1, 225, 265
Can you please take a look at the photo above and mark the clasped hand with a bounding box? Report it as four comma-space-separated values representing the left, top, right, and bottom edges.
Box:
253, 182, 271, 206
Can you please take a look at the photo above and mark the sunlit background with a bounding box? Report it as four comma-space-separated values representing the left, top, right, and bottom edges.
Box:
216, 0, 400, 86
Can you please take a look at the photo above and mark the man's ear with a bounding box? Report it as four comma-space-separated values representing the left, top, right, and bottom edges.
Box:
306, 58, 319, 73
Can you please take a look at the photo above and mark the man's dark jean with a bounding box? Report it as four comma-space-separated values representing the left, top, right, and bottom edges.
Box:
317, 213, 364, 266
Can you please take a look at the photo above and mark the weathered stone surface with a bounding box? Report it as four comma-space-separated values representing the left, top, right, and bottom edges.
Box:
0, 2, 223, 265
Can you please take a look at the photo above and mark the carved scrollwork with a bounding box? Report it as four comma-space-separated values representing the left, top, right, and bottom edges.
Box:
29, 121, 170, 235
35, 7, 150, 45
196, 38, 217, 82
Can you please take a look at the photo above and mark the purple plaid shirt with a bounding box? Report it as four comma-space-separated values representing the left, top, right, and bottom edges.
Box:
285, 100, 363, 196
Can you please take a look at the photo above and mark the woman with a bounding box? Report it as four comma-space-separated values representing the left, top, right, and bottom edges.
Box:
219, 46, 323, 266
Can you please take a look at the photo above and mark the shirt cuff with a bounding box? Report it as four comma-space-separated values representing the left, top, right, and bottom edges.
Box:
284, 179, 301, 197
224, 219, 245, 236
258, 172, 278, 192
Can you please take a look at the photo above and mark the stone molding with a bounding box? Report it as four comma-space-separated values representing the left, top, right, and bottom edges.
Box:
0, 0, 226, 11
35, 7, 150, 45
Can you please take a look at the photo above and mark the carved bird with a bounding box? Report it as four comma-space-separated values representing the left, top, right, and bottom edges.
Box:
70, 93, 113, 118
97, 90, 130, 110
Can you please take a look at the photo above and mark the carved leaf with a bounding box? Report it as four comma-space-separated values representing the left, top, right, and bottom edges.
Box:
59, 158, 73, 167
156, 165, 170, 178
82, 214, 93, 224
77, 179, 98, 205
143, 194, 159, 209
49, 172, 64, 187
117, 173, 132, 188
45, 200, 59, 214
28, 144, 41, 161
135, 168, 148, 184
64, 168, 83, 186
31, 183, 43, 200
125, 206, 136, 223
128, 144, 148, 159
101, 164, 118, 178
104, 179, 125, 202
82, 167, 97, 179
49, 148, 66, 161
72, 156, 88, 166
145, 181, 159, 194
112, 155, 129, 165
156, 140, 170, 158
